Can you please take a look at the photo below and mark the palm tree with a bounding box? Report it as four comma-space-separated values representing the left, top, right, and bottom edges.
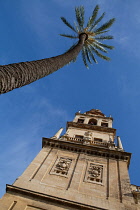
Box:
0, 5, 115, 94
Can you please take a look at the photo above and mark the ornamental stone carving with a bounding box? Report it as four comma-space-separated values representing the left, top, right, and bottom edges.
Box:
84, 131, 92, 137
52, 157, 72, 176
85, 162, 103, 183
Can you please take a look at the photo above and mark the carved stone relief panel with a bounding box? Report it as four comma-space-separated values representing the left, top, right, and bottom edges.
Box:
84, 131, 92, 144
50, 157, 72, 177
85, 162, 103, 184
84, 131, 93, 137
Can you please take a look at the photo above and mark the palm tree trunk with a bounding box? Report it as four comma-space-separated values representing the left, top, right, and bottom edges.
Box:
0, 34, 87, 94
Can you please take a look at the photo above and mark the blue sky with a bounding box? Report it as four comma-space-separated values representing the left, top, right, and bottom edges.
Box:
0, 0, 140, 197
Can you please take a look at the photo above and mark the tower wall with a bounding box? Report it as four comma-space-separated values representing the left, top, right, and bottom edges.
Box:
0, 109, 139, 210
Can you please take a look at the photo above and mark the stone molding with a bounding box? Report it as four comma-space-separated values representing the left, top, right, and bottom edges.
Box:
42, 138, 131, 166
6, 185, 108, 210
75, 112, 113, 121
66, 122, 116, 135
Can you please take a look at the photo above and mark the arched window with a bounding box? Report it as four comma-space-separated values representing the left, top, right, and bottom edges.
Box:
88, 118, 97, 125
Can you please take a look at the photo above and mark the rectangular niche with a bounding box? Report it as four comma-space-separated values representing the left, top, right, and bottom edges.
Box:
84, 162, 103, 184
50, 157, 72, 177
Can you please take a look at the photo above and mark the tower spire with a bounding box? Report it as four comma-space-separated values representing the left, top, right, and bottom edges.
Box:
117, 136, 124, 151
51, 127, 63, 139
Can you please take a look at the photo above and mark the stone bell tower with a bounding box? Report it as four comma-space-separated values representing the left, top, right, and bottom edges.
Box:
0, 109, 140, 209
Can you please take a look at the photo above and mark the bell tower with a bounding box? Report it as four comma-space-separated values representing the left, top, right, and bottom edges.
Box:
0, 109, 140, 209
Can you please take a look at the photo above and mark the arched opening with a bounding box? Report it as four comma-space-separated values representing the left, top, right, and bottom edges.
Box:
88, 118, 97, 125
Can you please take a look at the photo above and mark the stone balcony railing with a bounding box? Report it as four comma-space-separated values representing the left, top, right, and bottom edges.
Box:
60, 136, 114, 148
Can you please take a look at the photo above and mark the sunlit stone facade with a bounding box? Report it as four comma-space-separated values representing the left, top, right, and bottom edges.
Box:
0, 109, 140, 209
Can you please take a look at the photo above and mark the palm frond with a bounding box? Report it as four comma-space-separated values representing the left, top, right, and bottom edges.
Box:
95, 30, 109, 35
60, 34, 78, 39
61, 17, 77, 32
95, 41, 114, 50
75, 6, 85, 30
95, 18, 115, 33
74, 21, 80, 33
92, 42, 108, 53
87, 5, 99, 28
86, 44, 98, 63
90, 12, 105, 31
91, 46, 110, 61
60, 5, 115, 68
82, 48, 89, 68
79, 6, 85, 28
84, 47, 92, 64
75, 7, 82, 28
95, 35, 114, 40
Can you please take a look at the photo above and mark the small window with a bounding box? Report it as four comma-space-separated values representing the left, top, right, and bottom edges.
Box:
75, 135, 83, 139
88, 118, 97, 125
77, 118, 84, 123
94, 138, 102, 142
101, 122, 108, 127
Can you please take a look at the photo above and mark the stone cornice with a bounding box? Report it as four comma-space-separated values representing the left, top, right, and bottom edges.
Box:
6, 185, 108, 210
42, 138, 131, 167
67, 122, 116, 135
75, 112, 113, 121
